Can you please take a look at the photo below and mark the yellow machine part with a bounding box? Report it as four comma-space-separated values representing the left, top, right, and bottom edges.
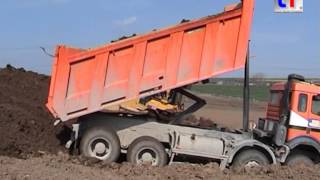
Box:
103, 98, 178, 114
145, 99, 178, 111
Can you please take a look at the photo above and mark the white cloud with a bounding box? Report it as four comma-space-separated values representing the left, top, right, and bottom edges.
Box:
114, 16, 137, 27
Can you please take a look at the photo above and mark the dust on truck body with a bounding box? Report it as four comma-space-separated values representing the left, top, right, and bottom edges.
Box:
46, 0, 277, 168
46, 0, 254, 122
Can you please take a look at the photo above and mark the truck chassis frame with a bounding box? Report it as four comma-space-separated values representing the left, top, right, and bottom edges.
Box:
68, 113, 276, 169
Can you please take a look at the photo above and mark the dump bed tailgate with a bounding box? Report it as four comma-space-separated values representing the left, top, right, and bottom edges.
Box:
47, 0, 255, 121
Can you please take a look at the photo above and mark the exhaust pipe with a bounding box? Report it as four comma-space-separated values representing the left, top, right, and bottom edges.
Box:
243, 44, 250, 132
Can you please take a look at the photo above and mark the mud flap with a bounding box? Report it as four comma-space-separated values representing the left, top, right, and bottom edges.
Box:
168, 131, 178, 165
273, 124, 287, 146
65, 124, 80, 154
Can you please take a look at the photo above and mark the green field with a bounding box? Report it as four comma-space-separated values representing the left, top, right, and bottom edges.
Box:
191, 84, 270, 101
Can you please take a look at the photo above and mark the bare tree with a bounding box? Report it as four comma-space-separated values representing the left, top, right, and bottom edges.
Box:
251, 73, 266, 85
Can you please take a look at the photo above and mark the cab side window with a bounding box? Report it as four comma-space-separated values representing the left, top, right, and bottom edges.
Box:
298, 94, 307, 112
312, 96, 320, 116
270, 93, 280, 105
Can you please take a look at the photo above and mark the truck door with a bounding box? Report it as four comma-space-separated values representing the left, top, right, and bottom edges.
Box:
307, 94, 320, 130
288, 92, 309, 128
287, 92, 309, 141
288, 92, 320, 142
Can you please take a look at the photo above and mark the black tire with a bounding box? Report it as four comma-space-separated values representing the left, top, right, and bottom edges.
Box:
127, 137, 168, 167
285, 152, 314, 166
232, 149, 269, 169
80, 127, 120, 163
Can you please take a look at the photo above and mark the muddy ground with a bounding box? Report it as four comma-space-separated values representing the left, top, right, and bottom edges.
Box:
1, 154, 320, 180
0, 65, 319, 180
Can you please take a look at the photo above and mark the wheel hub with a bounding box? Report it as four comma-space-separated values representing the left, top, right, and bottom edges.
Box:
89, 138, 111, 160
94, 142, 107, 154
141, 152, 153, 162
136, 148, 158, 165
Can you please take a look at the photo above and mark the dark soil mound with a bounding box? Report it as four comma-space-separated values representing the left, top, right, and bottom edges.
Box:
0, 65, 66, 158
2, 154, 320, 180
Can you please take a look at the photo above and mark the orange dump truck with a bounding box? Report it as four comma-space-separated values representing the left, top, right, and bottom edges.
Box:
46, 0, 284, 169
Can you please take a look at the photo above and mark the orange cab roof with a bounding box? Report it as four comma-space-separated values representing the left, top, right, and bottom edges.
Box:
271, 81, 320, 94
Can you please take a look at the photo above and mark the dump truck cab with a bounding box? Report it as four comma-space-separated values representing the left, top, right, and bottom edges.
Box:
255, 75, 320, 165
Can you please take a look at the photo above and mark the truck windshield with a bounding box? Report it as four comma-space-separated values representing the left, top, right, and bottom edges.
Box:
312, 96, 320, 116
270, 91, 282, 106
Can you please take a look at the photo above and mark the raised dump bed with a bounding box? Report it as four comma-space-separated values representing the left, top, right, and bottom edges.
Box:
47, 0, 255, 121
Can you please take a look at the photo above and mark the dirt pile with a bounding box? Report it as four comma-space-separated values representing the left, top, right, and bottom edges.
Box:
0, 65, 66, 158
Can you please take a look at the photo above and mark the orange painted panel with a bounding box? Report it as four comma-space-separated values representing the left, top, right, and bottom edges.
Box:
65, 58, 95, 113
213, 17, 241, 73
67, 58, 95, 98
103, 46, 134, 102
143, 36, 169, 77
141, 36, 170, 91
165, 32, 184, 88
287, 128, 320, 142
199, 22, 219, 78
177, 27, 206, 84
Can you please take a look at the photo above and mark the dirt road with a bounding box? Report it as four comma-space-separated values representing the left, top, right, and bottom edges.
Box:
194, 94, 266, 129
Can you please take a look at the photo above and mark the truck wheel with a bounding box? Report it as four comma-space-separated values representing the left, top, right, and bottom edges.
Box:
232, 149, 269, 169
127, 137, 168, 167
285, 153, 314, 166
80, 127, 120, 163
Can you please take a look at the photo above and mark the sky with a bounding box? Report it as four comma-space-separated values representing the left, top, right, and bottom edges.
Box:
0, 0, 319, 77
